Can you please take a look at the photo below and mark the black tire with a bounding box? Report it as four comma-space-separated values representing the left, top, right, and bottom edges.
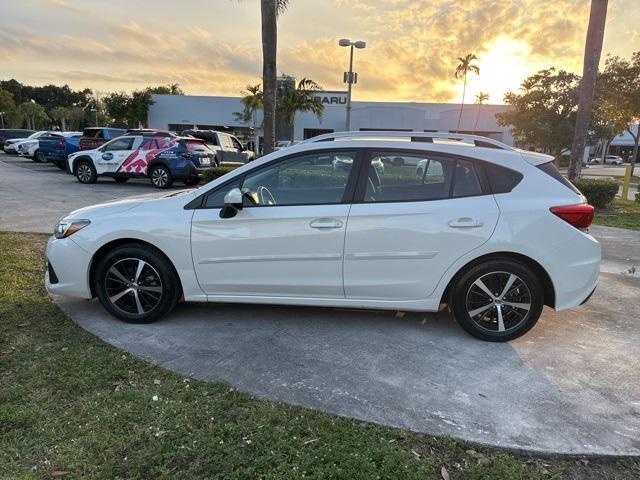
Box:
114, 176, 129, 183
94, 244, 180, 324
449, 259, 544, 342
75, 160, 97, 184
183, 177, 199, 187
33, 150, 45, 163
149, 164, 173, 189
54, 160, 67, 171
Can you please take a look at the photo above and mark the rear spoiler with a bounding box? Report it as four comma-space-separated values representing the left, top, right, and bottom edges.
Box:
517, 149, 554, 166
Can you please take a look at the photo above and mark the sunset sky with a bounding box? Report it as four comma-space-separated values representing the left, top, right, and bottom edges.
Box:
1, 0, 638, 104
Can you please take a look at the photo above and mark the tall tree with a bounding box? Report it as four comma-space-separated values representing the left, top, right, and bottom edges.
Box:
49, 106, 71, 131
568, 0, 608, 180
0, 89, 16, 129
454, 53, 480, 132
261, 0, 289, 155
472, 92, 489, 133
19, 101, 48, 130
497, 69, 580, 158
234, 84, 264, 151
277, 78, 324, 141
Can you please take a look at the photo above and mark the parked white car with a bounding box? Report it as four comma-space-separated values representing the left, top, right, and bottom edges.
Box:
46, 131, 600, 341
604, 155, 624, 165
6, 131, 48, 154
274, 140, 300, 151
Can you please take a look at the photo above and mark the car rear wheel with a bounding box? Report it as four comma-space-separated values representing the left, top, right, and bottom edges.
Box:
449, 259, 544, 342
75, 160, 97, 184
149, 165, 173, 189
183, 177, 199, 186
32, 150, 44, 163
54, 160, 67, 171
94, 245, 180, 324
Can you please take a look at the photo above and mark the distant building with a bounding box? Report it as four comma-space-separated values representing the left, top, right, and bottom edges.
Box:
608, 127, 640, 162
148, 93, 514, 149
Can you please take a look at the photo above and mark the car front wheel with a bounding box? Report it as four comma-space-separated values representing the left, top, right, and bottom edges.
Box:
75, 160, 97, 184
449, 259, 544, 342
94, 245, 180, 323
33, 150, 45, 163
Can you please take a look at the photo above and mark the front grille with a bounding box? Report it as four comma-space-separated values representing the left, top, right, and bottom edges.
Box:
47, 260, 59, 284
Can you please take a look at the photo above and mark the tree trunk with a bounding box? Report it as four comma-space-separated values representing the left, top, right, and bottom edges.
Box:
61, 118, 67, 132
628, 125, 639, 175
568, 0, 608, 181
261, 0, 277, 155
473, 103, 482, 133
456, 74, 467, 132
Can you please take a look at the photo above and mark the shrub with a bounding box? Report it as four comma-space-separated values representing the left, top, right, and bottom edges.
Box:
201, 165, 238, 184
572, 178, 619, 208
635, 189, 640, 203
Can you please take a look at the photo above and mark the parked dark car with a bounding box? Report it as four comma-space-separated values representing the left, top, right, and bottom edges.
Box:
1, 129, 36, 152
78, 127, 126, 151
39, 132, 83, 170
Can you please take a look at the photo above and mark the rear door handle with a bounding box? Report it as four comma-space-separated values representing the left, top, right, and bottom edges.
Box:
448, 217, 483, 228
310, 218, 343, 229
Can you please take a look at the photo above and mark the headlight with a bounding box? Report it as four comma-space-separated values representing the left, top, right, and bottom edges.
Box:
54, 219, 91, 239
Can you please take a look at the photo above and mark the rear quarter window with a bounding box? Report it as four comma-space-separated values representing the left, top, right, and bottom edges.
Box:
483, 162, 524, 194
537, 161, 581, 194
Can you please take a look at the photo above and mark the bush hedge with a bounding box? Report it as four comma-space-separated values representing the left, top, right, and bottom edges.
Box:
201, 165, 238, 183
572, 178, 618, 208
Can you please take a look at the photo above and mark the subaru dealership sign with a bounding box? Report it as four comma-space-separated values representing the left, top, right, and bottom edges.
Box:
313, 91, 348, 107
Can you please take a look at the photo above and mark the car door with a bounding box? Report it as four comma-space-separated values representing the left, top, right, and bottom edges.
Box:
343, 150, 500, 301
190, 149, 360, 298
219, 134, 242, 163
96, 136, 136, 174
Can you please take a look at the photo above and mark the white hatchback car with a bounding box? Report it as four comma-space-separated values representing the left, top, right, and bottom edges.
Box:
46, 132, 600, 341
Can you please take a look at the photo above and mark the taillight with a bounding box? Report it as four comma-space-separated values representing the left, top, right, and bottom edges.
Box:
550, 204, 594, 229
57, 138, 65, 151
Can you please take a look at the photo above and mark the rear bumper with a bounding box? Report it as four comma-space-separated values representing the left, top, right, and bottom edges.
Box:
538, 230, 601, 311
45, 153, 67, 164
175, 163, 216, 179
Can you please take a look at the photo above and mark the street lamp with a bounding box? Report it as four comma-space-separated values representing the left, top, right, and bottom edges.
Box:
339, 38, 366, 131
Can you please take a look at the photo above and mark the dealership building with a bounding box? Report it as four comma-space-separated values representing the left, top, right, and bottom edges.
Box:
148, 91, 515, 149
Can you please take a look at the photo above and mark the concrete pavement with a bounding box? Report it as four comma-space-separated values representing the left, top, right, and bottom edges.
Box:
3, 152, 640, 456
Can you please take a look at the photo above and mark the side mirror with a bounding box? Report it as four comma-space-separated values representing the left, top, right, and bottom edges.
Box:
219, 188, 243, 218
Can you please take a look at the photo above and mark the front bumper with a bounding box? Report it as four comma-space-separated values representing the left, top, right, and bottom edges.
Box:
45, 236, 93, 299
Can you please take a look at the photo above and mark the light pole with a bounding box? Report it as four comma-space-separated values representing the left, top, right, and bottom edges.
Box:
339, 38, 366, 131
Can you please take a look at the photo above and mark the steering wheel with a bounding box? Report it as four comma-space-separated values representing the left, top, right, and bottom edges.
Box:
257, 185, 276, 205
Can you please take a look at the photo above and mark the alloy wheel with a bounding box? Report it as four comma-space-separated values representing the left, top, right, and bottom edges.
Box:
151, 168, 168, 187
465, 271, 532, 334
77, 164, 93, 183
104, 258, 163, 316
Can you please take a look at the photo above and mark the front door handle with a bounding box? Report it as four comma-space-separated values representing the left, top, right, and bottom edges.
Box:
310, 218, 343, 229
448, 217, 483, 228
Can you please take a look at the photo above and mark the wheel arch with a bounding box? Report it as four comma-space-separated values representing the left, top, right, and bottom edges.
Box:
88, 238, 184, 299
70, 155, 94, 173
439, 251, 556, 309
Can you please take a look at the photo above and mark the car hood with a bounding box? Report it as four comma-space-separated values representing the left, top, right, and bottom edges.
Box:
63, 189, 196, 221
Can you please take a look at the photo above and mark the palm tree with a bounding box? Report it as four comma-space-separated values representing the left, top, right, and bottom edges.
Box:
472, 92, 489, 133
49, 106, 71, 131
261, 0, 289, 155
277, 78, 324, 141
568, 0, 609, 180
454, 54, 480, 132
233, 84, 264, 152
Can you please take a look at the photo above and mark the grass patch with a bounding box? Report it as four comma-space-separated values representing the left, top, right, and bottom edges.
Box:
593, 198, 640, 231
1, 232, 639, 479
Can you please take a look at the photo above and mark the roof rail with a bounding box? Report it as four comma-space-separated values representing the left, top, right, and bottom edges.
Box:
300, 130, 514, 151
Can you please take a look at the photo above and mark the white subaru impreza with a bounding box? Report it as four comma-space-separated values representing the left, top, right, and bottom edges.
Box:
46, 132, 600, 341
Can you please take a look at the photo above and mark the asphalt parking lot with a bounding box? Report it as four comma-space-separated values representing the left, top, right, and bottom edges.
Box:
2, 152, 639, 456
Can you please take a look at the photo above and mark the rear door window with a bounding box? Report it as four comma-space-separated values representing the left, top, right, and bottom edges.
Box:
362, 151, 487, 203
